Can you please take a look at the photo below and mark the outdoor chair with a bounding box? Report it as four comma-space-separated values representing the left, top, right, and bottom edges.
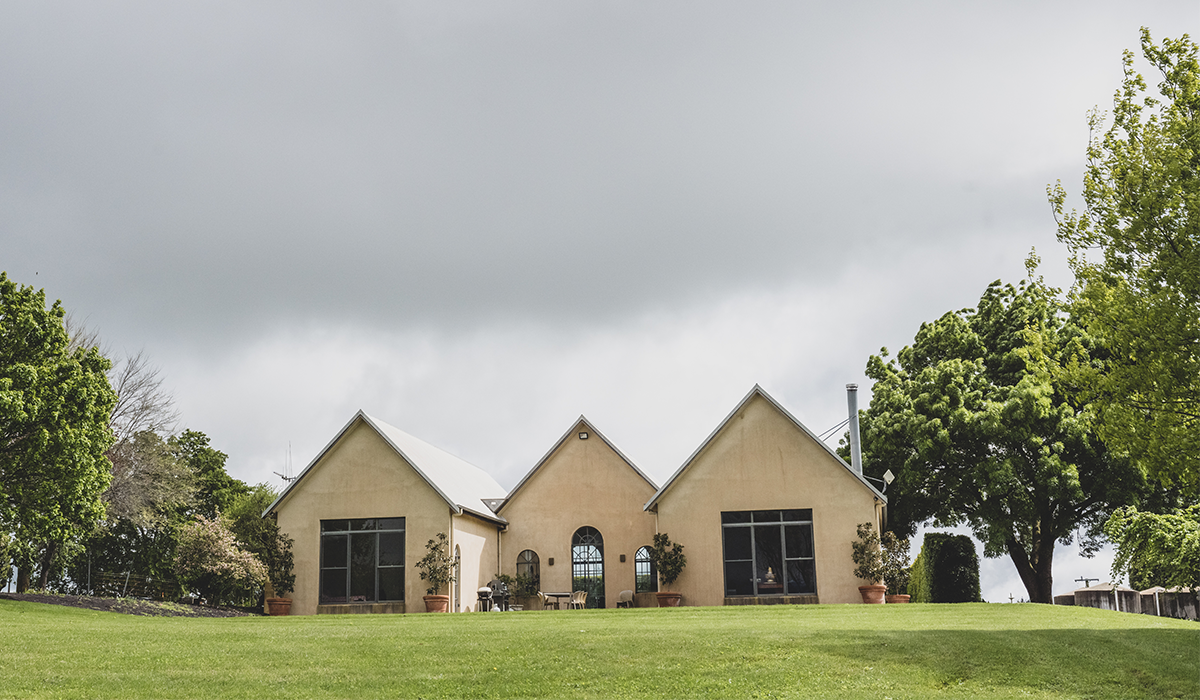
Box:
616, 590, 634, 608
537, 591, 557, 610
568, 590, 587, 609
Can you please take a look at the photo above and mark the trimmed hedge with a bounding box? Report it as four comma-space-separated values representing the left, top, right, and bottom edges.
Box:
908, 533, 981, 603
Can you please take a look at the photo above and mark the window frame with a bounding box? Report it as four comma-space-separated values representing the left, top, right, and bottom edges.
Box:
634, 545, 657, 593
571, 526, 605, 608
720, 509, 816, 597
319, 517, 405, 604
516, 549, 540, 591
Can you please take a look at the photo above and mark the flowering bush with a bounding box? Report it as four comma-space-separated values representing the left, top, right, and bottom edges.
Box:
175, 515, 266, 606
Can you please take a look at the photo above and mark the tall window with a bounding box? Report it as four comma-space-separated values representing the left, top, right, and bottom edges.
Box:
516, 549, 540, 591
571, 526, 604, 608
721, 510, 815, 597
635, 546, 657, 593
320, 518, 405, 604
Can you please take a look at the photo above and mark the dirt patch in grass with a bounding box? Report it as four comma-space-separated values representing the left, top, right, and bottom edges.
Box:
0, 592, 258, 618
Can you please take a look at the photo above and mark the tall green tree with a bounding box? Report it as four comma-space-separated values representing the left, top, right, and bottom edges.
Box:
858, 274, 1146, 603
226, 484, 294, 599
1049, 29, 1199, 489
170, 429, 249, 518
62, 430, 198, 596
0, 273, 117, 590
103, 430, 197, 529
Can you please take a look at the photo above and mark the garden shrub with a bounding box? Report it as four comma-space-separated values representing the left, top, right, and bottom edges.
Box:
908, 548, 927, 602
175, 515, 267, 605
908, 533, 981, 603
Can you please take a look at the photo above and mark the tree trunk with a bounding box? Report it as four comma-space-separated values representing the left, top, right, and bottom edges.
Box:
1005, 536, 1055, 603
36, 541, 58, 589
16, 566, 30, 593
1032, 534, 1056, 604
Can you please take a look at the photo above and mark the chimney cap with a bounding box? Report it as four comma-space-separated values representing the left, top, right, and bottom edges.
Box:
846, 383, 859, 391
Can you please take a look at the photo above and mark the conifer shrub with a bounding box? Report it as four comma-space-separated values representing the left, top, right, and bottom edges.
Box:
908, 533, 981, 603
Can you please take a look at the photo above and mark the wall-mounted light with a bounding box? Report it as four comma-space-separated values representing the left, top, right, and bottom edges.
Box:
620, 554, 626, 563
579, 432, 589, 440
548, 557, 554, 566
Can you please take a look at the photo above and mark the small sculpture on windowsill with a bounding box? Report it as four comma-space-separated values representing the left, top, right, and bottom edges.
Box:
758, 566, 783, 594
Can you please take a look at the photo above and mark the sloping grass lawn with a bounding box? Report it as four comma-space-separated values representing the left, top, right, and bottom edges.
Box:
1, 600, 1195, 699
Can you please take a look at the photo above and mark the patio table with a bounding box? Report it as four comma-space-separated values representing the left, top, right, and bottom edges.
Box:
543, 592, 571, 609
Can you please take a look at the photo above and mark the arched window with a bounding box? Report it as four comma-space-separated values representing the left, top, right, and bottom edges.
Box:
635, 546, 657, 593
516, 549, 540, 591
571, 526, 604, 608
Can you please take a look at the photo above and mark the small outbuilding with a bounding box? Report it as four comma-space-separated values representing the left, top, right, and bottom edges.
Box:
1073, 583, 1140, 613
1157, 587, 1198, 620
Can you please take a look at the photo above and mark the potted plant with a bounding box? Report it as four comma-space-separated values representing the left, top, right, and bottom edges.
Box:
496, 572, 539, 610
262, 528, 296, 616
881, 530, 911, 604
851, 522, 887, 604
649, 532, 687, 607
417, 532, 456, 612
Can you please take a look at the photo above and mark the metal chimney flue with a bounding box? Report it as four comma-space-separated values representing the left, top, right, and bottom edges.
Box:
846, 383, 863, 475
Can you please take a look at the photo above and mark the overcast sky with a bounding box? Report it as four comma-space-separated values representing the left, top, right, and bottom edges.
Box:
3, 1, 1195, 602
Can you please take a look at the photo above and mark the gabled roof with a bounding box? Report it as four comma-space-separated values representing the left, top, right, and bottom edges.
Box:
494, 415, 656, 515
644, 384, 886, 511
264, 411, 507, 525
1076, 582, 1137, 593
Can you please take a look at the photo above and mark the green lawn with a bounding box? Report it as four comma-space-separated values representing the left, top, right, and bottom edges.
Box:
1, 600, 1196, 699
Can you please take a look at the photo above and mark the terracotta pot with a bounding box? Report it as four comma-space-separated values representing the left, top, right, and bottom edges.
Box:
423, 594, 451, 612
885, 594, 911, 604
858, 584, 887, 604
266, 597, 292, 616
656, 591, 682, 607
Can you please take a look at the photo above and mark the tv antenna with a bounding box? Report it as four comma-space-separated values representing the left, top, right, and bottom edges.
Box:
274, 442, 297, 484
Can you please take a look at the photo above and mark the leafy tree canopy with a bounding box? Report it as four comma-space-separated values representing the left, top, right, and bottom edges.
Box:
1049, 29, 1199, 489
859, 273, 1147, 603
1105, 505, 1200, 590
170, 429, 249, 518
0, 272, 117, 585
226, 484, 294, 597
103, 430, 197, 529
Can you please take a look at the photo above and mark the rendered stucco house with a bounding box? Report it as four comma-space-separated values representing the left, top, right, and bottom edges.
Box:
265, 385, 886, 613
644, 385, 887, 606
492, 417, 659, 609
266, 412, 507, 615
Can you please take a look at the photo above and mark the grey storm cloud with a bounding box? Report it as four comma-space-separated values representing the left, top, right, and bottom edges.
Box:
7, 1, 1182, 341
